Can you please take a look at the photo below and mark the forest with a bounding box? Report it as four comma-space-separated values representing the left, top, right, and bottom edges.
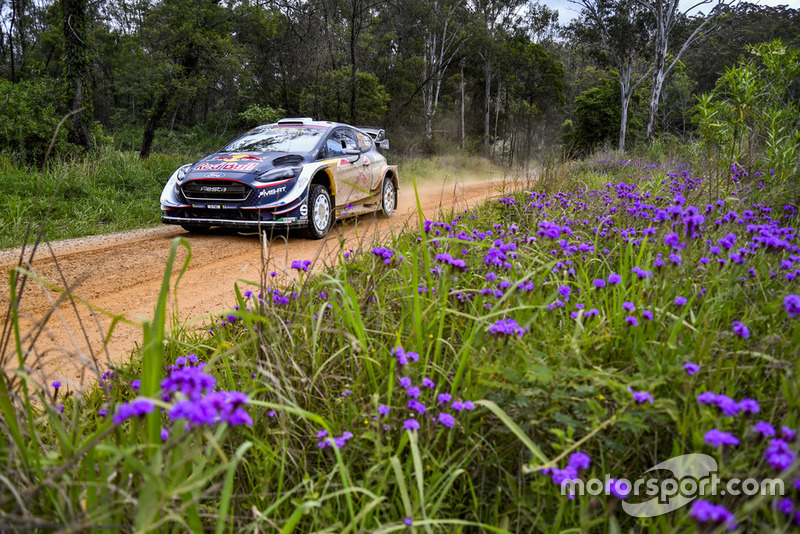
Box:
1, 0, 799, 164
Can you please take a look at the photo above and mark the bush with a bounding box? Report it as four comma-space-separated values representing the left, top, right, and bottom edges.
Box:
0, 77, 73, 162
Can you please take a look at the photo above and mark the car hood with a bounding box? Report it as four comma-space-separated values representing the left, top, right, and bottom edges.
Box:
186, 151, 311, 178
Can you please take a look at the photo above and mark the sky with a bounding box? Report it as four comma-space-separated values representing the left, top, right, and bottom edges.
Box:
542, 0, 800, 23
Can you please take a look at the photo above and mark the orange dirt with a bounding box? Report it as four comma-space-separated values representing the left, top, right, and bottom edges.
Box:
0, 179, 512, 391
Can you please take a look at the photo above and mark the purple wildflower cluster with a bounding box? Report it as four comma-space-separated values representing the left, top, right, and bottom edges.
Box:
697, 391, 759, 417
291, 259, 312, 272
112, 355, 252, 432
690, 500, 737, 530
488, 318, 528, 338
541, 452, 591, 499
371, 246, 403, 264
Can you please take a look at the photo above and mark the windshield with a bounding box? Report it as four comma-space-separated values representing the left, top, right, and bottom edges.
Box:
222, 126, 326, 153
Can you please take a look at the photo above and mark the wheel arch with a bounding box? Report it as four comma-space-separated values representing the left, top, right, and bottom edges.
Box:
311, 168, 336, 200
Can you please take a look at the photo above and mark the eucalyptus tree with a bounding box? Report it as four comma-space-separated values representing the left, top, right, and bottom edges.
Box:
468, 0, 526, 149
637, 0, 732, 140
569, 0, 652, 152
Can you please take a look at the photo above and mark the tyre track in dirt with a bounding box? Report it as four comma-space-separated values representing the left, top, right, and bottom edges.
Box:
0, 178, 511, 391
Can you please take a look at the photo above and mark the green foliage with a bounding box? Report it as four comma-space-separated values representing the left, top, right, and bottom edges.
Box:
0, 148, 192, 248
0, 77, 72, 162
299, 67, 390, 125
237, 104, 286, 127
561, 77, 645, 156
693, 39, 800, 178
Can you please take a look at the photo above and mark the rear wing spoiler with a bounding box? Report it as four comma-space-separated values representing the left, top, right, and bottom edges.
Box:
358, 127, 390, 150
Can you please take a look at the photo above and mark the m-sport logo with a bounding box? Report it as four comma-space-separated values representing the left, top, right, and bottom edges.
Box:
200, 186, 227, 193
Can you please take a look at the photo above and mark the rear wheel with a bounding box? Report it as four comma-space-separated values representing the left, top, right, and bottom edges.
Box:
380, 177, 396, 218
301, 184, 333, 239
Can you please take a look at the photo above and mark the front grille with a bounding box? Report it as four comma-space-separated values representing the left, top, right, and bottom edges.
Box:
181, 180, 250, 201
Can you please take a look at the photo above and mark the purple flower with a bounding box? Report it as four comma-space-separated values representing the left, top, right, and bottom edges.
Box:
569, 452, 591, 469
592, 279, 606, 288
52, 381, 61, 391
689, 500, 736, 529
632, 390, 653, 403
607, 273, 622, 285
399, 377, 412, 388
674, 296, 687, 306
438, 412, 455, 427
113, 399, 155, 425
406, 387, 421, 399
606, 478, 630, 499
765, 439, 795, 471
557, 285, 571, 301
290, 259, 312, 272
622, 302, 635, 311
704, 429, 739, 447
738, 398, 759, 414
683, 362, 700, 375
422, 377, 435, 388
404, 419, 420, 431
378, 404, 391, 416
754, 421, 776, 437
784, 295, 800, 318
408, 399, 426, 414
160, 428, 169, 441
131, 379, 141, 393
642, 310, 653, 321
625, 316, 638, 326
697, 391, 717, 404
783, 427, 796, 441
731, 321, 750, 339
488, 318, 527, 337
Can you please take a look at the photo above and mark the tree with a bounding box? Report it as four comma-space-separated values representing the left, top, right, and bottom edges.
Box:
62, 0, 91, 149
137, 0, 240, 159
638, 0, 732, 140
419, 0, 467, 138
569, 0, 652, 152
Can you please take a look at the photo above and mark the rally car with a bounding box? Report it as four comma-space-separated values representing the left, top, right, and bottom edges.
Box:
160, 118, 399, 239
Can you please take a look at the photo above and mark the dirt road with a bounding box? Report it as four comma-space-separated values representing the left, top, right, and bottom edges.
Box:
0, 178, 509, 390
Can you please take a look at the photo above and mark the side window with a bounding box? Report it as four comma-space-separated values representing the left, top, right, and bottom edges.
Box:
356, 131, 373, 151
326, 129, 359, 157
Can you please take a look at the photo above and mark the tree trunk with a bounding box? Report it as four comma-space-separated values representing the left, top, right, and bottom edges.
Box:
484, 57, 492, 148
460, 59, 465, 150
140, 92, 170, 159
62, 0, 92, 149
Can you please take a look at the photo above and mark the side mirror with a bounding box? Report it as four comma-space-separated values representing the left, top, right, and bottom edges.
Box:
379, 140, 390, 150
345, 148, 361, 156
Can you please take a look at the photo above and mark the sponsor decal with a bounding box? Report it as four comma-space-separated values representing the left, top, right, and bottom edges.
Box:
202, 172, 226, 178
200, 185, 228, 193
222, 205, 237, 209
212, 154, 261, 162
258, 186, 288, 198
207, 204, 221, 209
339, 158, 351, 166
278, 217, 296, 223
192, 204, 206, 208
195, 161, 259, 172
299, 204, 308, 217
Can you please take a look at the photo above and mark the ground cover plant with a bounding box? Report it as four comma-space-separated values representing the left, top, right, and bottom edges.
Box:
2, 155, 800, 532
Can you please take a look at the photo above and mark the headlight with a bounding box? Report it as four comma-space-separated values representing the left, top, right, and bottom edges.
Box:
255, 167, 298, 182
175, 164, 192, 182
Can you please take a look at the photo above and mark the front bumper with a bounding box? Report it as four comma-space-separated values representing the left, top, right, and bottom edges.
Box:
162, 214, 308, 229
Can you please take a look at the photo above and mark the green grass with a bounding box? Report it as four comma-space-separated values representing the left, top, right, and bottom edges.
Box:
2, 156, 800, 532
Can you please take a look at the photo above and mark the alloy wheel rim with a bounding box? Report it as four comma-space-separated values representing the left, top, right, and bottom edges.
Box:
313, 194, 330, 231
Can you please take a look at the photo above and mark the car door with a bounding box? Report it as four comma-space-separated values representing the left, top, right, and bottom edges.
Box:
325, 128, 365, 207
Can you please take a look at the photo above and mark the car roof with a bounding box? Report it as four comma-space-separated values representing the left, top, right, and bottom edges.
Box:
267, 118, 368, 132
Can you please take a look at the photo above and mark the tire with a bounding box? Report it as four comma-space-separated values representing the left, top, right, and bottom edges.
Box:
181, 224, 211, 233
379, 177, 396, 218
301, 184, 333, 239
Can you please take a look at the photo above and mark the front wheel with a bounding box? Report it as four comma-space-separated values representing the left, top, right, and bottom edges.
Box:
380, 177, 396, 218
301, 184, 333, 239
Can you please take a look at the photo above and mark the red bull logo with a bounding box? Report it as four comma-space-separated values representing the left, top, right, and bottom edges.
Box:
212, 154, 262, 162
195, 154, 260, 172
